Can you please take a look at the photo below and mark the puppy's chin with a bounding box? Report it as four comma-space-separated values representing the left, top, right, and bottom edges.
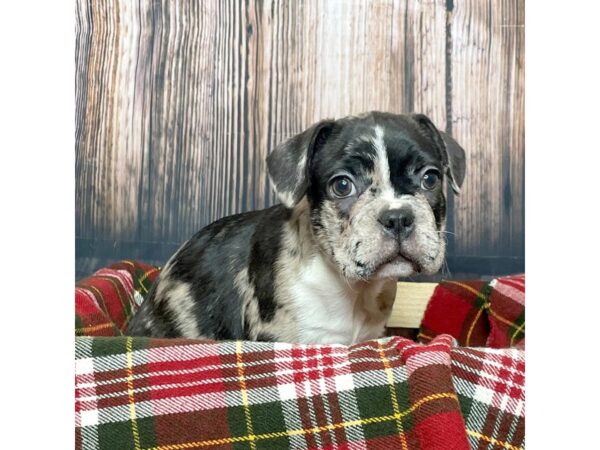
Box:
371, 255, 416, 280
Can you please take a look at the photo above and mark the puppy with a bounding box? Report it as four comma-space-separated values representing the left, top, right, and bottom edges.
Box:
127, 111, 466, 345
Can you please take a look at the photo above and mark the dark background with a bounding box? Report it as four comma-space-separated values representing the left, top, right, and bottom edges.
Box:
75, 0, 524, 280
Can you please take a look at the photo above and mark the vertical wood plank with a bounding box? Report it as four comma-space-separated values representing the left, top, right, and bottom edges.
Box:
449, 0, 525, 256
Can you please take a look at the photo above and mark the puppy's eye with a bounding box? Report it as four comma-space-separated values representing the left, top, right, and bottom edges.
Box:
421, 170, 440, 190
330, 176, 356, 198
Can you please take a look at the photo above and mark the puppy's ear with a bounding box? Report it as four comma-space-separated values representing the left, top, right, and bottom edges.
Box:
410, 114, 466, 194
267, 119, 336, 208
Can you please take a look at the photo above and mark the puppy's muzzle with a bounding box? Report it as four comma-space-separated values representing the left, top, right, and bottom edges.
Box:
378, 207, 415, 240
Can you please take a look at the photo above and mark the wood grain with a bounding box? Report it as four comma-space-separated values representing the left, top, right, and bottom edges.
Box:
449, 0, 525, 256
75, 0, 525, 278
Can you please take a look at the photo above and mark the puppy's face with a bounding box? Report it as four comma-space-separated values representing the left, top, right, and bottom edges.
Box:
267, 112, 466, 281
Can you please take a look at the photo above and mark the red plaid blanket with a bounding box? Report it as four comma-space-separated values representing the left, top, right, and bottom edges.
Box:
418, 275, 525, 349
75, 262, 525, 449
76, 261, 159, 336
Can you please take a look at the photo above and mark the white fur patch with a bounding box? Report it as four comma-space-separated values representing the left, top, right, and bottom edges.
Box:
268, 174, 296, 208
165, 282, 201, 338
289, 253, 391, 345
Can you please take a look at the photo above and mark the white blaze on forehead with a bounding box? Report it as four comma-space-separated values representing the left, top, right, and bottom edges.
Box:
370, 125, 395, 200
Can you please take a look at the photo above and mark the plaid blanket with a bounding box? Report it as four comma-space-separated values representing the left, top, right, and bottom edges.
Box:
75, 262, 525, 449
76, 261, 159, 336
418, 275, 525, 349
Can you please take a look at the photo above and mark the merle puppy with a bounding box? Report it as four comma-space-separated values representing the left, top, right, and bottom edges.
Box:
127, 112, 466, 344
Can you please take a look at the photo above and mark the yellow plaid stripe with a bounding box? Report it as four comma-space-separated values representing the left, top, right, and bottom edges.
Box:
136, 267, 159, 295
510, 320, 525, 347
465, 304, 488, 346
416, 331, 434, 342
126, 337, 142, 450
377, 341, 409, 450
446, 280, 488, 301
488, 307, 520, 329
144, 392, 458, 450
446, 281, 490, 346
86, 284, 111, 313
75, 322, 115, 334
235, 340, 257, 450
95, 274, 130, 315
119, 260, 159, 295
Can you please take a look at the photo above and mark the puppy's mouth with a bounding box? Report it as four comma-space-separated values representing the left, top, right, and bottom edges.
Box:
352, 250, 422, 280
376, 251, 422, 273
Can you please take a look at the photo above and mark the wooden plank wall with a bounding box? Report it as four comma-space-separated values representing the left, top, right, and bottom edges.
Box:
75, 0, 525, 279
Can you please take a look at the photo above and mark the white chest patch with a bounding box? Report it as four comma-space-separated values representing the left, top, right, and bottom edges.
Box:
288, 254, 392, 345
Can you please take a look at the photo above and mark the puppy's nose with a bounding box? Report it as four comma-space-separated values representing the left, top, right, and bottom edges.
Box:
378, 208, 415, 240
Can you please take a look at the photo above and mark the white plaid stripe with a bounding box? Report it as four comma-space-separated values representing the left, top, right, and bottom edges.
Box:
504, 403, 525, 447
149, 392, 226, 416
464, 395, 491, 439
305, 380, 324, 448
75, 358, 95, 376
451, 374, 477, 405
318, 350, 340, 448
75, 336, 94, 358
280, 399, 307, 449
80, 424, 99, 450
224, 384, 284, 407
92, 353, 129, 372
299, 347, 323, 448
79, 402, 99, 427
274, 345, 301, 447
276, 346, 315, 449
488, 349, 525, 440
76, 347, 99, 449
450, 358, 524, 392
335, 389, 367, 444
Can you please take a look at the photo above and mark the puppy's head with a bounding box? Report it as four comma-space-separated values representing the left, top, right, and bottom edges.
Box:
267, 112, 466, 280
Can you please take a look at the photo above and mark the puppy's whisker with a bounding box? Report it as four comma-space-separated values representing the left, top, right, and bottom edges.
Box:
438, 252, 451, 278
